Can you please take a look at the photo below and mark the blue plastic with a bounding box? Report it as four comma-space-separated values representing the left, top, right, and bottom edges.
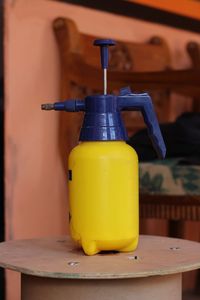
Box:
117, 88, 166, 159
94, 39, 116, 69
80, 94, 128, 141
41, 39, 166, 159
54, 100, 85, 112
52, 89, 166, 159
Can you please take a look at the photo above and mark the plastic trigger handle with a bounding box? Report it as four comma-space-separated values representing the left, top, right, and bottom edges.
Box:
118, 93, 166, 159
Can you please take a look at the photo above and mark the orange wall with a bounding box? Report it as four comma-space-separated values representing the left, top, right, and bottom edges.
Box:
129, 0, 200, 20
4, 1, 200, 299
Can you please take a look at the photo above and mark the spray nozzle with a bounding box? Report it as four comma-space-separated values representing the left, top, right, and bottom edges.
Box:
94, 39, 116, 95
41, 103, 54, 110
41, 100, 85, 112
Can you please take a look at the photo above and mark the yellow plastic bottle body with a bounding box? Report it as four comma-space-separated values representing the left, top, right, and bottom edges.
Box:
68, 141, 138, 255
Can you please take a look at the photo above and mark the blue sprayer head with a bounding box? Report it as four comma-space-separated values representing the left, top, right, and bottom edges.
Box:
41, 39, 166, 159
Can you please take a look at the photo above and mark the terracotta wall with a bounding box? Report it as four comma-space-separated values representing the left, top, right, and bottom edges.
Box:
4, 1, 200, 299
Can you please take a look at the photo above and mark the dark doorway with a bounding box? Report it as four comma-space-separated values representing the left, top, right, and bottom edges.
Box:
0, 1, 5, 299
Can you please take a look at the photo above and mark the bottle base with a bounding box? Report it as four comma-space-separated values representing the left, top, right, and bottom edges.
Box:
70, 223, 139, 255
82, 237, 138, 255
73, 237, 139, 256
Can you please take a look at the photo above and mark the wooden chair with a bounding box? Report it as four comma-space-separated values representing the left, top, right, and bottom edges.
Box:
140, 42, 200, 232
52, 19, 200, 292
53, 17, 172, 167
52, 16, 200, 225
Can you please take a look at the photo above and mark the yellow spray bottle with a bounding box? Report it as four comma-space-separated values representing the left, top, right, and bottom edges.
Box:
42, 39, 166, 255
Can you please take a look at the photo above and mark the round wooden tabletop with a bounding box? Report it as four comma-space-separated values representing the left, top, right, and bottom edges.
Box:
0, 235, 200, 279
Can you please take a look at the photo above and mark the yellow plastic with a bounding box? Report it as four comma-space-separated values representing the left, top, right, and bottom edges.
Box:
68, 141, 139, 255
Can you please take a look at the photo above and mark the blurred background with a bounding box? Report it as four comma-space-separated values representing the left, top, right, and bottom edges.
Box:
1, 0, 200, 299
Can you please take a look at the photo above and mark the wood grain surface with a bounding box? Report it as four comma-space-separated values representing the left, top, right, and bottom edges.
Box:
0, 235, 199, 279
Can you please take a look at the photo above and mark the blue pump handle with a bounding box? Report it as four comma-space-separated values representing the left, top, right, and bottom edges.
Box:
94, 39, 116, 69
118, 91, 166, 159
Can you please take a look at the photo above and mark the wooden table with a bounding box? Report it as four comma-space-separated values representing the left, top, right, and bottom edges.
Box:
0, 235, 200, 300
